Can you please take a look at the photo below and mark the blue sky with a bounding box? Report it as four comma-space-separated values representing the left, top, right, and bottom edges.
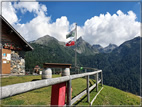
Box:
17, 1, 141, 26
44, 2, 141, 25
2, 1, 141, 47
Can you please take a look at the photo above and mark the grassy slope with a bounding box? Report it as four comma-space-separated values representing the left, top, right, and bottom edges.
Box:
1, 75, 60, 86
1, 75, 140, 106
75, 84, 140, 106
94, 85, 140, 105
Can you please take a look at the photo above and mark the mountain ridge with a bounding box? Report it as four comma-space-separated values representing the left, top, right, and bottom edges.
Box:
30, 35, 65, 46
25, 36, 141, 95
31, 35, 118, 55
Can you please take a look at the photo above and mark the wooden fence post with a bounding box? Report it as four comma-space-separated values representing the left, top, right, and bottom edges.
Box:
78, 68, 79, 74
85, 69, 87, 73
53, 68, 55, 74
87, 75, 90, 103
96, 73, 98, 92
60, 68, 62, 74
62, 68, 72, 106
101, 71, 103, 87
67, 79, 71, 105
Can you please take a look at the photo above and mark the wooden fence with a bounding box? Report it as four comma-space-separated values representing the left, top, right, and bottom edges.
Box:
0, 69, 103, 106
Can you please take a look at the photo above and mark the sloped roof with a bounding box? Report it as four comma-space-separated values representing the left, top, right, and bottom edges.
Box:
1, 15, 33, 51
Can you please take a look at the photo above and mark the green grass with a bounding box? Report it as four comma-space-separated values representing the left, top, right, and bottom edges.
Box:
93, 85, 140, 105
1, 75, 87, 106
1, 75, 58, 105
1, 75, 141, 106
75, 84, 140, 106
1, 75, 60, 86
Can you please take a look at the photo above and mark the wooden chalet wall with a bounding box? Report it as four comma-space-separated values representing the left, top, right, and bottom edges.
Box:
1, 16, 33, 75
2, 49, 11, 74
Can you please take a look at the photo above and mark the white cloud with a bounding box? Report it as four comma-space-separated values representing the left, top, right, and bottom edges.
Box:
14, 15, 69, 42
2, 2, 18, 24
2, 2, 70, 42
2, 2, 140, 47
0, 0, 36, 15
13, 2, 42, 14
78, 10, 140, 47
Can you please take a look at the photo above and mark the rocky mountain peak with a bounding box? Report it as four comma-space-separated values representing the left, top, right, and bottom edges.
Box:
77, 36, 83, 41
101, 43, 118, 53
92, 44, 103, 49
108, 43, 117, 48
77, 37, 86, 44
30, 35, 65, 46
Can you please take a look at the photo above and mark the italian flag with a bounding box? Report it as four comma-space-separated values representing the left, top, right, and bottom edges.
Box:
66, 29, 76, 39
66, 29, 76, 46
66, 41, 75, 46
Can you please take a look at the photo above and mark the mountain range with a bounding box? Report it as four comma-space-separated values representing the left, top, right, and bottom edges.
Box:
25, 35, 141, 95
30, 35, 118, 55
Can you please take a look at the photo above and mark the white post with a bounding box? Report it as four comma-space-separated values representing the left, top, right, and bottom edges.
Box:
62, 68, 70, 76
42, 68, 52, 79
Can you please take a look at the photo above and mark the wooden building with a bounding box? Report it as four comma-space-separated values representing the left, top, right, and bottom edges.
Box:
0, 15, 33, 75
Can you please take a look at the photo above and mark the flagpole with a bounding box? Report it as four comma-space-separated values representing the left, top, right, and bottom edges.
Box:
75, 23, 77, 68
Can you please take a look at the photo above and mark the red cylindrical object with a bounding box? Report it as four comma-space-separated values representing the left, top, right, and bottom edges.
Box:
51, 82, 66, 106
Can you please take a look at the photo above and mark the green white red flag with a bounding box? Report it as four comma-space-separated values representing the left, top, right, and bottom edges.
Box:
66, 28, 76, 46
66, 40, 75, 46
66, 29, 76, 39
66, 36, 75, 46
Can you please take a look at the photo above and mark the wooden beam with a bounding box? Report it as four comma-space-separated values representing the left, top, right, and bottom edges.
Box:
43, 63, 72, 68
0, 70, 102, 99
96, 73, 98, 92
101, 71, 103, 87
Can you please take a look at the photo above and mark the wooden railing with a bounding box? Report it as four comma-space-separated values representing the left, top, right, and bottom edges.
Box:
0, 69, 103, 106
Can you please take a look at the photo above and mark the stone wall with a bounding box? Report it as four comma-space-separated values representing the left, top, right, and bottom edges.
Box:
11, 51, 25, 75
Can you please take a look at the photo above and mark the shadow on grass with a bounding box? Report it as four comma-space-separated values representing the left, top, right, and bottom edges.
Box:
31, 79, 41, 81
73, 87, 96, 106
73, 94, 88, 106
72, 79, 96, 106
